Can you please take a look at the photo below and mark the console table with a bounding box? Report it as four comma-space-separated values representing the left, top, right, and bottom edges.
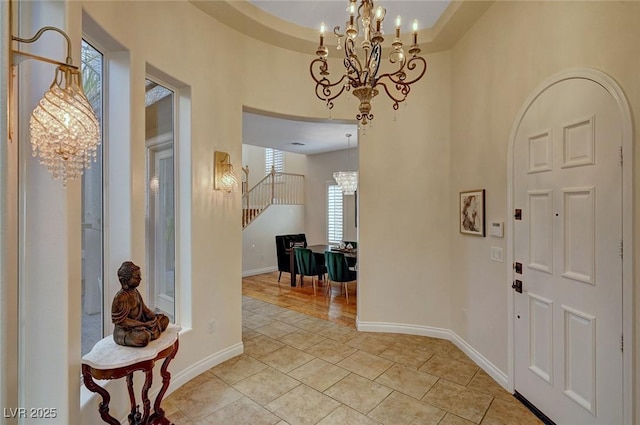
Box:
82, 324, 181, 425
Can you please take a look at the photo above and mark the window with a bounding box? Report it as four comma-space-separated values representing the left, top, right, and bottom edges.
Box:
81, 39, 104, 356
265, 148, 284, 174
327, 184, 343, 244
145, 79, 176, 322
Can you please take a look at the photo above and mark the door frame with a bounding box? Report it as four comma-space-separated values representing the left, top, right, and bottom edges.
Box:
506, 68, 634, 424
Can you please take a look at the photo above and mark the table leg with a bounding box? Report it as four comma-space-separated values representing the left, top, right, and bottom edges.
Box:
290, 249, 296, 287
140, 365, 153, 424
81, 365, 120, 425
149, 340, 179, 425
126, 373, 142, 425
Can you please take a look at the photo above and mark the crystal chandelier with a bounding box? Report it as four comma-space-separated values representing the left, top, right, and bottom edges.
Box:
334, 134, 358, 195
11, 26, 100, 186
310, 0, 427, 126
30, 65, 100, 185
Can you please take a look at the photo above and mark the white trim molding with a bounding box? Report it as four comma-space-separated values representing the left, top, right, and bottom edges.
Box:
242, 266, 278, 277
166, 342, 244, 395
356, 319, 508, 390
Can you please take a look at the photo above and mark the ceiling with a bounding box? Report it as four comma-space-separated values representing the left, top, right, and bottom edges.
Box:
248, 1, 451, 32
235, 1, 451, 155
243, 111, 358, 155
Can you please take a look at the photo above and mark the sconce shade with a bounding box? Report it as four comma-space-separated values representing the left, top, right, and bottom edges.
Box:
29, 65, 100, 185
219, 164, 239, 193
333, 171, 358, 195
214, 150, 238, 193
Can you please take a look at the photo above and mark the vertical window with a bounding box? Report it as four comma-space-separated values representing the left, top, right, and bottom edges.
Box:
265, 148, 284, 174
327, 184, 343, 244
145, 79, 175, 322
81, 40, 104, 355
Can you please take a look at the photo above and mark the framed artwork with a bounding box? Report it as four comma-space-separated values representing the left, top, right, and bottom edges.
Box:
460, 189, 485, 236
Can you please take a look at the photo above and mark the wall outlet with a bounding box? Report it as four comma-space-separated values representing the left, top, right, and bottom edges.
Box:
208, 320, 216, 334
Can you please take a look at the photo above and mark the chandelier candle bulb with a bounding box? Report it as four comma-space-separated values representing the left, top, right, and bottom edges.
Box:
412, 20, 419, 45
320, 22, 325, 46
375, 7, 384, 31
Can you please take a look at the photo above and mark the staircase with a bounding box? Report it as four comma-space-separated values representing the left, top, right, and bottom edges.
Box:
242, 170, 305, 228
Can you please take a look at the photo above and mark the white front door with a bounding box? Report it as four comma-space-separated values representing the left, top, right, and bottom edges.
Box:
513, 75, 623, 424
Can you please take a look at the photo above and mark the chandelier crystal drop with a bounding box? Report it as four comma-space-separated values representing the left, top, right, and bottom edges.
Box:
310, 0, 427, 126
30, 65, 100, 186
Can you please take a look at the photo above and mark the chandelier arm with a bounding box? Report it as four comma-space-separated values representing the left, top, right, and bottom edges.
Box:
373, 80, 408, 110
315, 81, 348, 109
344, 37, 366, 86
344, 56, 362, 86
368, 43, 382, 83
380, 56, 427, 86
310, 59, 349, 108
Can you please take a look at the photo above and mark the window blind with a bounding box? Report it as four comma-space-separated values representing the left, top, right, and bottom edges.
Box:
327, 184, 343, 244
265, 148, 284, 174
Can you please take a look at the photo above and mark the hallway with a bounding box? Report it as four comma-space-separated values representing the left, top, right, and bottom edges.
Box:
165, 277, 542, 425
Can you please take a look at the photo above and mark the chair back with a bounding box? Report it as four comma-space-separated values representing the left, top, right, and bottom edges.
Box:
324, 251, 356, 283
294, 247, 318, 277
275, 234, 307, 273
343, 241, 358, 249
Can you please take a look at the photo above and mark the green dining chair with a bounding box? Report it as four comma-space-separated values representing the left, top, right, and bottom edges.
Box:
294, 247, 320, 295
324, 251, 357, 303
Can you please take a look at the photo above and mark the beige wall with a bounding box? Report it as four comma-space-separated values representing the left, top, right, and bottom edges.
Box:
242, 204, 305, 275
449, 1, 640, 418
357, 49, 453, 331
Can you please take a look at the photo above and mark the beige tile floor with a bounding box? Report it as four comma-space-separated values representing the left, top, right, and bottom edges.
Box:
165, 296, 543, 425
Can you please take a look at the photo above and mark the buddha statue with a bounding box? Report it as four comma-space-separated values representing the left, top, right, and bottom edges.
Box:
111, 261, 170, 347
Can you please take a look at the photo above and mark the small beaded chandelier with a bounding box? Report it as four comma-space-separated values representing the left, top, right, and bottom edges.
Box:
333, 134, 358, 195
11, 25, 100, 186
30, 65, 100, 185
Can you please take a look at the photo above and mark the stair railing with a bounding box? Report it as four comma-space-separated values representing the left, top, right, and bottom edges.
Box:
242, 169, 304, 227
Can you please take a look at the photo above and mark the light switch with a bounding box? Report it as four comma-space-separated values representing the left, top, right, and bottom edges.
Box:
490, 246, 503, 262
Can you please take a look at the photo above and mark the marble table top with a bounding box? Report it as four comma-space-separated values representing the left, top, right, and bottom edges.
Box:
82, 324, 181, 370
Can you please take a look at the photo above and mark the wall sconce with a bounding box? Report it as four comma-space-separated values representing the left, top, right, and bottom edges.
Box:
213, 151, 239, 193
9, 16, 101, 185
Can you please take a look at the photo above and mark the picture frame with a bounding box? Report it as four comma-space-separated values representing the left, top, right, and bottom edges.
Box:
460, 189, 485, 236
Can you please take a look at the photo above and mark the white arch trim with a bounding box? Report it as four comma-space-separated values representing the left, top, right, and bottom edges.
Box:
505, 67, 634, 425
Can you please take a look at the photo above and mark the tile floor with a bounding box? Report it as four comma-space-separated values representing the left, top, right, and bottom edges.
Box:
165, 296, 543, 425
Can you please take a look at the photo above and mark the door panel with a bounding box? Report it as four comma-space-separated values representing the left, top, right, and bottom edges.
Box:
513, 77, 622, 424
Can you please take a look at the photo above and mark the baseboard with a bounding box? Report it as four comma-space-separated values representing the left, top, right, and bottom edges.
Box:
357, 318, 452, 341
242, 266, 277, 277
449, 331, 508, 389
166, 342, 244, 395
356, 318, 508, 390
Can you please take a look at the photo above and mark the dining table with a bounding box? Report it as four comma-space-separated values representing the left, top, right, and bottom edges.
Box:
288, 244, 357, 287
